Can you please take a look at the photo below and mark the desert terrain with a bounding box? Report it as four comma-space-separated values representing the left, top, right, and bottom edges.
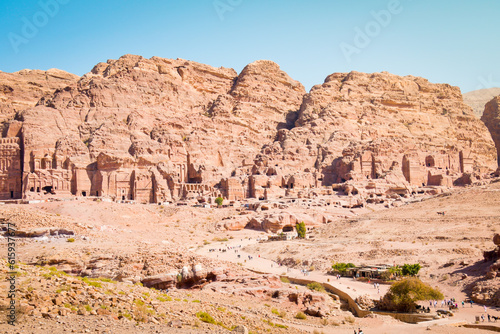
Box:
0, 54, 500, 333
1, 178, 500, 333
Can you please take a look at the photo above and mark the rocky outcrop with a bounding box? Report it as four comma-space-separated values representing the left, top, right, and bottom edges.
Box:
0, 56, 497, 207
251, 71, 496, 192
481, 96, 500, 166
242, 211, 325, 234
3, 55, 306, 203
483, 233, 500, 262
8, 227, 74, 238
464, 88, 500, 118
0, 69, 78, 123
471, 234, 500, 306
205, 281, 336, 317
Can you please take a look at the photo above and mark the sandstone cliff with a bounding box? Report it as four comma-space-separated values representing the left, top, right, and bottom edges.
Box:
7, 55, 305, 203
0, 56, 497, 204
0, 69, 79, 123
250, 71, 497, 195
481, 96, 500, 165
464, 87, 500, 118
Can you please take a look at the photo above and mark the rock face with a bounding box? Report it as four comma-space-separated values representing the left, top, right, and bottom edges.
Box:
472, 234, 500, 306
481, 96, 500, 165
464, 88, 500, 118
0, 55, 497, 206
248, 71, 496, 196
0, 69, 79, 123
3, 55, 305, 203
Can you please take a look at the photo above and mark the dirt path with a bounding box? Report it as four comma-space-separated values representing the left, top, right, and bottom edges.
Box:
195, 236, 389, 300
195, 236, 500, 333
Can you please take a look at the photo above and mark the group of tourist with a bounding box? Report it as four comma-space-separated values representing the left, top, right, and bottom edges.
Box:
300, 269, 310, 276
441, 298, 459, 309
480, 313, 499, 322
353, 328, 364, 334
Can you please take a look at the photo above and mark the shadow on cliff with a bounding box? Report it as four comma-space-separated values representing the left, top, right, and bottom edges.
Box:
276, 110, 299, 131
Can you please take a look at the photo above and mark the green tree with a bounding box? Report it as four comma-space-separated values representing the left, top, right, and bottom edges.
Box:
380, 277, 443, 312
331, 262, 356, 274
296, 222, 306, 238
402, 263, 421, 276
215, 197, 223, 207
389, 265, 402, 276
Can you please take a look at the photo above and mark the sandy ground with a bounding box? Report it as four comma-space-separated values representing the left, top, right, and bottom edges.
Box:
1, 181, 500, 333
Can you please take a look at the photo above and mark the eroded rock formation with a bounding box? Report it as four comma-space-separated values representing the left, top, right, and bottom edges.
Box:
463, 88, 500, 118
0, 69, 79, 123
472, 234, 500, 306
482, 96, 500, 165
247, 71, 496, 195
0, 55, 497, 204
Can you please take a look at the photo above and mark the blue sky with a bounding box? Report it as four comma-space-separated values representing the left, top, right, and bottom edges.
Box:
0, 0, 499, 93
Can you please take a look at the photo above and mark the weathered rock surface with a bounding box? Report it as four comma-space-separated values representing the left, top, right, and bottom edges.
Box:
246, 212, 323, 233
471, 234, 500, 306
9, 227, 74, 238
481, 96, 500, 165
251, 71, 496, 191
0, 56, 497, 220
0, 69, 79, 123
4, 55, 306, 204
464, 87, 500, 118
1, 263, 305, 333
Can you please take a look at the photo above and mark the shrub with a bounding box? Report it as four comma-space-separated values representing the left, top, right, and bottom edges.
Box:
295, 312, 307, 320
215, 197, 224, 206
196, 310, 231, 329
213, 237, 229, 242
157, 295, 172, 302
263, 319, 288, 329
196, 311, 216, 324
99, 277, 117, 283
380, 277, 443, 312
280, 276, 290, 283
134, 304, 151, 322
331, 262, 355, 274
81, 277, 102, 288
296, 222, 306, 238
134, 299, 145, 306
66, 238, 75, 242
307, 282, 325, 293
402, 263, 421, 276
